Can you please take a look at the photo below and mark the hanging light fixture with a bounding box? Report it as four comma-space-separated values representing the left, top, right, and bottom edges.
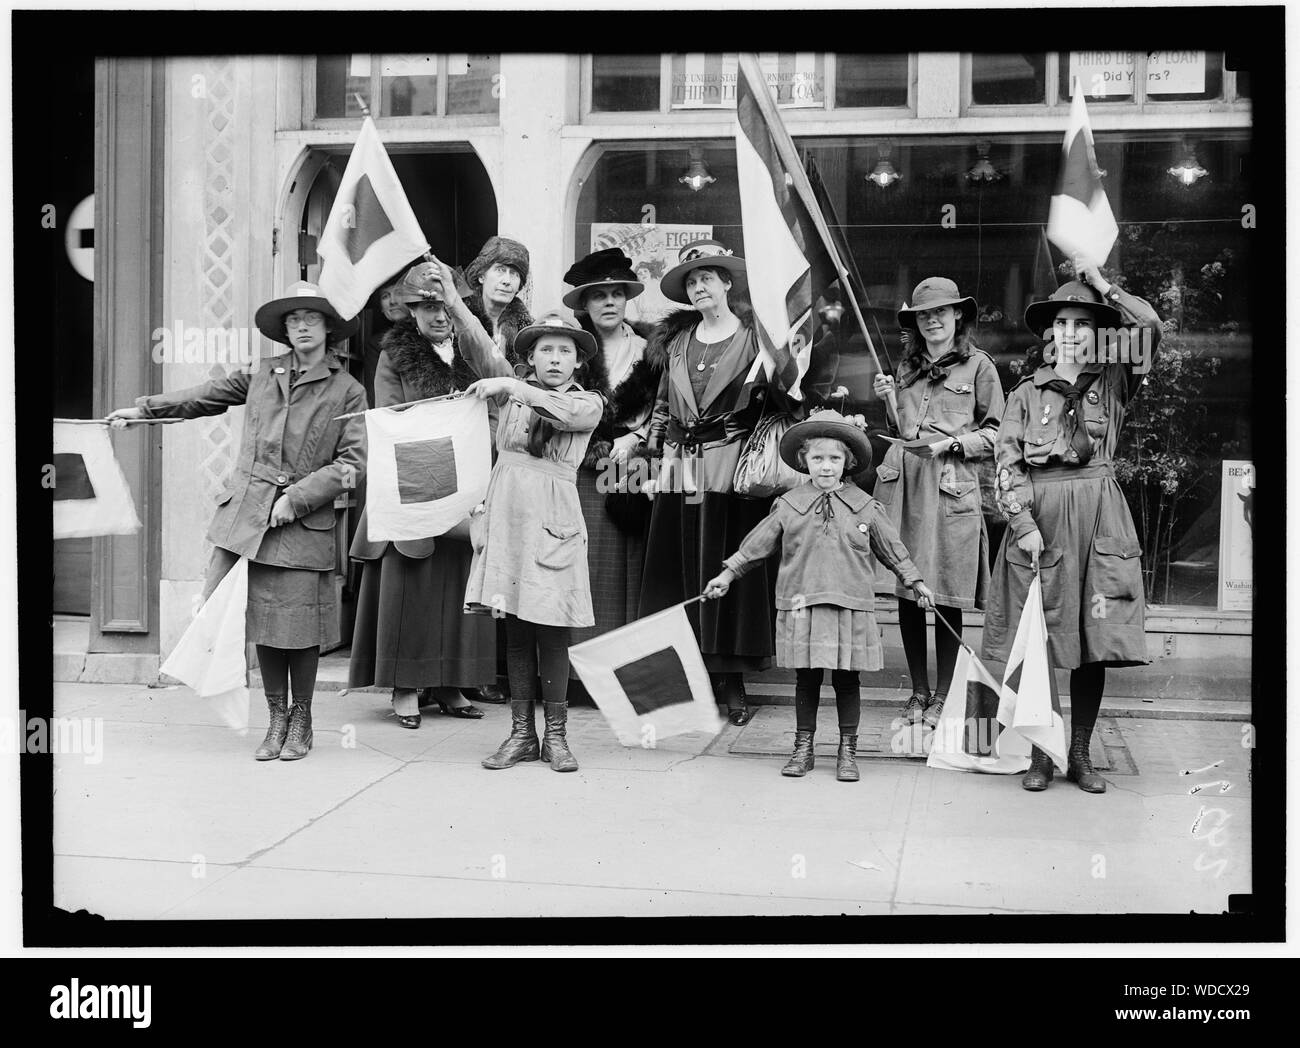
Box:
678, 146, 716, 193
865, 144, 901, 189
1168, 141, 1209, 186
965, 141, 1003, 183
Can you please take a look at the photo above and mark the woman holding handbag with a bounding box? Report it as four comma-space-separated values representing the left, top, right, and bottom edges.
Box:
871, 277, 1005, 731
639, 239, 807, 726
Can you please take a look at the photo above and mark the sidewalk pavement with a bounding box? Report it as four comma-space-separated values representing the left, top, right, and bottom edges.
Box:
50, 681, 1251, 921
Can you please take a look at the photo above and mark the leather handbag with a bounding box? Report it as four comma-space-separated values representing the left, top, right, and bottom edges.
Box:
733, 409, 801, 498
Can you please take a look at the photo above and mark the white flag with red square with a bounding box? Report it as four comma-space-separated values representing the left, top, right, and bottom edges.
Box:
52, 422, 142, 540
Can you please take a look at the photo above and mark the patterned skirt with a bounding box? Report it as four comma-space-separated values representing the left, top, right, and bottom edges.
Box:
775, 604, 882, 671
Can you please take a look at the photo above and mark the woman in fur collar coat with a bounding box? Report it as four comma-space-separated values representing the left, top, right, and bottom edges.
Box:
347, 263, 495, 728
462, 235, 533, 364
561, 250, 662, 659
638, 240, 796, 726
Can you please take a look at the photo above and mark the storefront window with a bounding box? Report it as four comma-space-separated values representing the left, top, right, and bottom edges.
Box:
591, 54, 662, 112
834, 54, 910, 108
575, 132, 1250, 606
971, 53, 1046, 105
312, 54, 499, 120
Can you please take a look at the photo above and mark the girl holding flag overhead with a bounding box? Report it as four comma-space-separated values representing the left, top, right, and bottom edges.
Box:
984, 263, 1161, 793
428, 255, 604, 773
704, 410, 934, 782
107, 282, 368, 762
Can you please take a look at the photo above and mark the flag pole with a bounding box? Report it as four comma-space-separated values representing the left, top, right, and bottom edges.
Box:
57, 417, 183, 426
334, 389, 468, 421
737, 53, 900, 428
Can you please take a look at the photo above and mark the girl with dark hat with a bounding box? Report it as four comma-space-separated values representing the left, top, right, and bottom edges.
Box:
107, 281, 368, 761
871, 277, 1006, 731
454, 303, 605, 774
462, 234, 533, 363
984, 263, 1162, 793
639, 239, 805, 726
347, 262, 492, 728
561, 248, 661, 651
704, 411, 935, 780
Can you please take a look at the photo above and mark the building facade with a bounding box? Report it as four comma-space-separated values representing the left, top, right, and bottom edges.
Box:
76, 51, 1252, 688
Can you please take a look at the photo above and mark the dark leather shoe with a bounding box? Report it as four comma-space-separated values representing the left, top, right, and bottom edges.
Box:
1022, 746, 1054, 791
395, 713, 421, 729
727, 704, 754, 726
781, 730, 815, 777
1066, 726, 1107, 793
465, 685, 508, 704
437, 700, 484, 719
836, 733, 860, 782
903, 691, 929, 724
921, 693, 945, 730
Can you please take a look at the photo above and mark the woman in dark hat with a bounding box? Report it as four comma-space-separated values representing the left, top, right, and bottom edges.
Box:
638, 238, 802, 725
704, 410, 934, 780
871, 277, 1006, 731
984, 263, 1162, 793
360, 272, 413, 407
561, 248, 661, 657
455, 306, 605, 774
461, 234, 533, 363
107, 282, 368, 762
347, 263, 492, 728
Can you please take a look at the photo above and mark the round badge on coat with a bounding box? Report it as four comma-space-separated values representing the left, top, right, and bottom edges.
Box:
857, 523, 868, 533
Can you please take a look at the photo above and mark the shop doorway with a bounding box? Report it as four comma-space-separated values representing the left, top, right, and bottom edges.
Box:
294, 147, 497, 650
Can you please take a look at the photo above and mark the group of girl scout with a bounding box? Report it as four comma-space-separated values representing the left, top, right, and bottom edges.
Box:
108, 234, 1160, 795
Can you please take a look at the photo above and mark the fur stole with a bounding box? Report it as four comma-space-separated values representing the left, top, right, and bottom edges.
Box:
380, 318, 478, 399
464, 293, 532, 364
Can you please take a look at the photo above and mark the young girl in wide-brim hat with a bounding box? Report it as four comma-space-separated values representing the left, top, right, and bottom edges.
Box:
983, 264, 1162, 794
108, 281, 368, 762
705, 411, 935, 781
872, 276, 1006, 733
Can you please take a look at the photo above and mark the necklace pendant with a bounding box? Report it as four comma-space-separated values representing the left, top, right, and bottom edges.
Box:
696, 362, 706, 372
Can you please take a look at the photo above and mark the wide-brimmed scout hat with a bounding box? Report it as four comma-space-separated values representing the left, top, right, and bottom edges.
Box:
778, 409, 874, 477
1024, 280, 1121, 335
254, 281, 359, 345
896, 277, 977, 332
561, 248, 645, 311
514, 309, 599, 362
659, 239, 748, 304
392, 261, 446, 305
465, 235, 530, 289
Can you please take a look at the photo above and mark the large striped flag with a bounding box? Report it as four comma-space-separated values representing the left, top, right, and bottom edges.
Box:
52, 422, 142, 540
994, 573, 1069, 771
735, 52, 840, 400
317, 116, 429, 321
569, 603, 722, 747
1046, 83, 1118, 270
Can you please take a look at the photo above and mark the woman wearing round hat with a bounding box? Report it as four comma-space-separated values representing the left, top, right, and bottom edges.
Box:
347, 262, 493, 729
638, 239, 790, 725
462, 234, 533, 363
561, 248, 661, 655
704, 410, 935, 780
438, 273, 604, 772
984, 263, 1162, 794
107, 281, 368, 762
871, 277, 1006, 731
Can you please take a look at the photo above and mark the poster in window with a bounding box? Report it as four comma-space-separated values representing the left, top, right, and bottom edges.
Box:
670, 53, 824, 110
1217, 459, 1253, 612
1066, 52, 1137, 98
1146, 51, 1206, 95
590, 223, 713, 324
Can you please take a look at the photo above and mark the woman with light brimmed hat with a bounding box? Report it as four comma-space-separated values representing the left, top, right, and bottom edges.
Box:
107, 281, 368, 762
871, 276, 1006, 732
425, 253, 604, 773
983, 262, 1162, 794
347, 261, 492, 729
638, 238, 797, 726
705, 409, 935, 780
561, 248, 661, 669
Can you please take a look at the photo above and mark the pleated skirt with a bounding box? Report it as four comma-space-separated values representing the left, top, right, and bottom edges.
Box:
776, 604, 882, 671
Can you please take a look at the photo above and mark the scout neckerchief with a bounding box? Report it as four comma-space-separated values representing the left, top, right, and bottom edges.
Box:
898, 347, 966, 389
1039, 370, 1101, 465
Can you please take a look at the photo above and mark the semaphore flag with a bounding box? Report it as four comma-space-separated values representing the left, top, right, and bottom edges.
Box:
569, 603, 723, 747
734, 52, 840, 401
1046, 82, 1118, 270
317, 116, 430, 321
364, 394, 491, 542
160, 556, 250, 731
52, 422, 143, 540
927, 642, 1031, 774
994, 573, 1069, 771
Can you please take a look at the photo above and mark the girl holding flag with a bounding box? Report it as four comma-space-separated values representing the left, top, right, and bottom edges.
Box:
984, 263, 1161, 793
108, 282, 368, 762
704, 410, 934, 781
428, 256, 604, 773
